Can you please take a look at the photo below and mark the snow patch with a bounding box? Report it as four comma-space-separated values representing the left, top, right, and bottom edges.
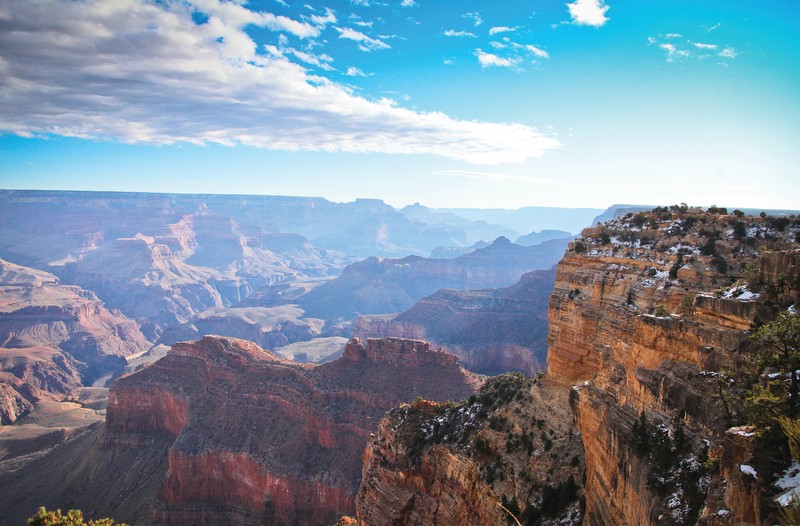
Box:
740, 464, 757, 478
722, 284, 760, 301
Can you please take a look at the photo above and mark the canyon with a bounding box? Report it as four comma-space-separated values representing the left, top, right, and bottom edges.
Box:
352, 208, 800, 526
2, 191, 799, 526
293, 236, 568, 322
0, 259, 150, 424
354, 267, 557, 375
0, 336, 478, 525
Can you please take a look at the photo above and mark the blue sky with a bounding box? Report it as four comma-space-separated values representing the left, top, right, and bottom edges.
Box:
0, 0, 798, 209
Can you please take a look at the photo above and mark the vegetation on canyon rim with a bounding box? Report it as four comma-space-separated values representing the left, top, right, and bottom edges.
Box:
27, 507, 125, 526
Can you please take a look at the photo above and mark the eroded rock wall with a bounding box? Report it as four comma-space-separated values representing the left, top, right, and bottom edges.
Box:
547, 210, 799, 525
104, 335, 478, 525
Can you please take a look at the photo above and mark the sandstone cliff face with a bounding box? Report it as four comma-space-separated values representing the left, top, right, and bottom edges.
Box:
546, 210, 800, 525
0, 259, 150, 424
356, 374, 584, 526
104, 335, 478, 525
354, 267, 556, 376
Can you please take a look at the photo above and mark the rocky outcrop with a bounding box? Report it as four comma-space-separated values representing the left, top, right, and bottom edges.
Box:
297, 236, 567, 322
354, 267, 556, 375
0, 259, 150, 424
103, 335, 478, 525
548, 210, 800, 525
356, 374, 584, 526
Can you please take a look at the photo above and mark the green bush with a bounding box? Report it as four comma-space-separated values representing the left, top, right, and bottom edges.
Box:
27, 508, 126, 526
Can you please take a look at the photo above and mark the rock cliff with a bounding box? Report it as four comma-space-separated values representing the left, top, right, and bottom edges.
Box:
353, 208, 799, 526
356, 374, 584, 526
547, 208, 799, 525
0, 259, 150, 424
103, 335, 478, 525
354, 267, 557, 375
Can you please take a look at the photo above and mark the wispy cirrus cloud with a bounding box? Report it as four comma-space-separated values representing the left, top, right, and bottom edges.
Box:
526, 45, 550, 59
475, 49, 518, 68
658, 43, 690, 62
335, 27, 391, 51
489, 26, 519, 35
463, 12, 483, 27
566, 0, 610, 27
443, 29, 477, 38
433, 170, 556, 183
0, 0, 559, 164
649, 33, 738, 63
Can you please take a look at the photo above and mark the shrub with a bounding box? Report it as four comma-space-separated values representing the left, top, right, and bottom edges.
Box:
712, 255, 728, 274
27, 508, 126, 526
653, 304, 671, 317
678, 294, 696, 316
732, 221, 747, 240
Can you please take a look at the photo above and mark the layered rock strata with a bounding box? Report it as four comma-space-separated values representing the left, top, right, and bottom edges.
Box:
0, 259, 150, 424
104, 335, 478, 525
354, 267, 556, 375
548, 210, 799, 525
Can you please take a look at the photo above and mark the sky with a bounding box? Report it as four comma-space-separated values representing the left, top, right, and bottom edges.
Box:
0, 0, 798, 210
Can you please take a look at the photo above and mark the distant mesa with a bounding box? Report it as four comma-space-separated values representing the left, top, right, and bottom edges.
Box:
293, 237, 568, 322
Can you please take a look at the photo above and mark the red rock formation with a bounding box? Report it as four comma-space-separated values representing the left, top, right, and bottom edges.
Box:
547, 211, 799, 525
104, 335, 478, 525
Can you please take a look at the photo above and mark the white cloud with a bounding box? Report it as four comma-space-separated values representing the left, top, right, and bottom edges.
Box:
285, 48, 335, 70
707, 22, 722, 32
463, 12, 483, 27
433, 170, 555, 183
335, 27, 391, 51
489, 26, 519, 35
489, 41, 507, 50
719, 47, 738, 59
308, 7, 337, 26
401, 0, 417, 6
349, 14, 373, 28
692, 42, 717, 50
192, 0, 321, 38
443, 29, 476, 38
475, 49, 518, 68
346, 66, 371, 76
665, 33, 682, 39
566, 0, 609, 27
526, 45, 550, 59
0, 0, 559, 164
659, 43, 690, 62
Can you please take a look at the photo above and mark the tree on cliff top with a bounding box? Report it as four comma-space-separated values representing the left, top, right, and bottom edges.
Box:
751, 312, 800, 417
